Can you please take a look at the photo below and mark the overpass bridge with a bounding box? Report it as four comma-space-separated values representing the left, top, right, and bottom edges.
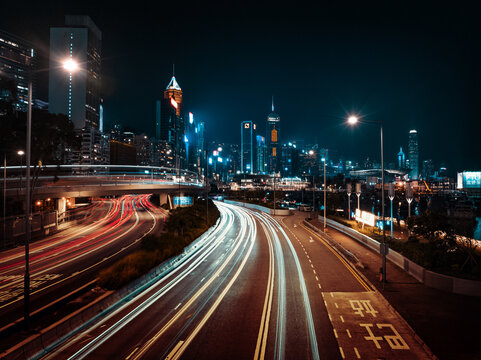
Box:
1, 164, 205, 207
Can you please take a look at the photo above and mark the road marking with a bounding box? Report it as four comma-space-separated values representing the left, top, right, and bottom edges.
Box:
340, 315, 345, 323
346, 329, 352, 338
299, 223, 372, 292
339, 347, 345, 359
165, 341, 184, 360
166, 211, 258, 360
318, 283, 322, 289
333, 329, 338, 338
354, 347, 361, 359
125, 347, 139, 360
315, 276, 319, 281
254, 221, 275, 360
174, 303, 182, 310
335, 302, 339, 309
312, 269, 316, 274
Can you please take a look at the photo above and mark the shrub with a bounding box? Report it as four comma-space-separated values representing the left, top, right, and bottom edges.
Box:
98, 198, 220, 290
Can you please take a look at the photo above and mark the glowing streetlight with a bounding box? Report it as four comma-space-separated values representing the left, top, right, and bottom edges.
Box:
17, 150, 25, 156
347, 115, 359, 125
63, 58, 79, 72
346, 114, 387, 283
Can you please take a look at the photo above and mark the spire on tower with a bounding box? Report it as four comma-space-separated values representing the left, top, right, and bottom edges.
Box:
272, 95, 274, 112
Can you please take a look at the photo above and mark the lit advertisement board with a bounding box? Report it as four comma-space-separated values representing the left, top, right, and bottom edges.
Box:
462, 172, 481, 189
173, 196, 193, 207
355, 208, 375, 227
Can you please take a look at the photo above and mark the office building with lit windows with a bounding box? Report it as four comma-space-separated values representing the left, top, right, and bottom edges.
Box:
241, 120, 256, 173
266, 97, 280, 174
408, 130, 419, 179
0, 29, 37, 112
159, 75, 185, 169
48, 15, 101, 130
256, 135, 267, 174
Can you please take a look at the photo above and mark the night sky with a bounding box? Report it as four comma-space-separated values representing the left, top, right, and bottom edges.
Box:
2, 1, 480, 173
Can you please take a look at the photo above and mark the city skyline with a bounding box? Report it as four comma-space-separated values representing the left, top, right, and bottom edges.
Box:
1, 2, 480, 173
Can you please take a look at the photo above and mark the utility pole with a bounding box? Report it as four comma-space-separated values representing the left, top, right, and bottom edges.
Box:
347, 183, 352, 220
24, 80, 32, 330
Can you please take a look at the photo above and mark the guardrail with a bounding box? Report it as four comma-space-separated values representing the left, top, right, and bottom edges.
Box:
322, 216, 481, 297
223, 200, 291, 215
1, 215, 222, 360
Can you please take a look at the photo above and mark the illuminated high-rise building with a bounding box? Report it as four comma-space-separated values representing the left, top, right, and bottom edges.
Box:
0, 30, 37, 112
241, 120, 256, 173
49, 15, 101, 130
159, 72, 185, 168
397, 147, 406, 169
256, 135, 267, 174
266, 96, 280, 174
408, 130, 419, 179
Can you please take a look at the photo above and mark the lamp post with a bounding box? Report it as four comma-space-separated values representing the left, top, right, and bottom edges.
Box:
356, 182, 361, 211
23, 58, 79, 329
406, 182, 413, 237
389, 183, 395, 239
322, 157, 326, 230
347, 115, 387, 283
17, 150, 25, 191
3, 154, 6, 249
347, 183, 352, 220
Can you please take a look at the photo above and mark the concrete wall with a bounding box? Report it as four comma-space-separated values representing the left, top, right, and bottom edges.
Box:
323, 216, 481, 297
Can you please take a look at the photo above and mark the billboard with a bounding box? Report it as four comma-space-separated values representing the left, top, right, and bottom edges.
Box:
458, 171, 481, 189
355, 208, 375, 227
173, 196, 193, 207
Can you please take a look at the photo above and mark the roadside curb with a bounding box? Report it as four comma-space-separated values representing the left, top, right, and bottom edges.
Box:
303, 220, 438, 360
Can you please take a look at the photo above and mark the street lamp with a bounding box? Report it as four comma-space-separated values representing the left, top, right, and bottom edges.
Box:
17, 150, 25, 190
347, 114, 387, 283
23, 58, 79, 329
322, 157, 326, 230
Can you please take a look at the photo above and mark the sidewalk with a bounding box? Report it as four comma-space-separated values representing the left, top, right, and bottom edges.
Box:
309, 218, 481, 360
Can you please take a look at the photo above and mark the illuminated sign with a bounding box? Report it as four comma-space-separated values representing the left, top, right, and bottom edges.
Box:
170, 98, 178, 109
213, 150, 219, 156
189, 112, 194, 124
461, 171, 481, 189
271, 129, 277, 142
355, 209, 375, 227
173, 196, 192, 206
245, 123, 250, 128
253, 124, 256, 130
272, 147, 276, 157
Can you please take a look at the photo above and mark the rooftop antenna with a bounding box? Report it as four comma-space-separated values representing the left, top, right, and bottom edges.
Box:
173, 63, 175, 77
272, 95, 274, 112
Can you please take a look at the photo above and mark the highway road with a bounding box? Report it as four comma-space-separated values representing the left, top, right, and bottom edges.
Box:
0, 194, 163, 331
35, 203, 432, 360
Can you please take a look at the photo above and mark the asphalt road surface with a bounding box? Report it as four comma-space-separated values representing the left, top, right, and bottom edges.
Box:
36, 203, 432, 360
0, 194, 163, 331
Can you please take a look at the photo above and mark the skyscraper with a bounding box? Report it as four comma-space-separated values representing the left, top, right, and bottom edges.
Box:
159, 74, 184, 169
266, 96, 280, 174
48, 15, 101, 130
241, 120, 256, 173
397, 147, 406, 169
0, 30, 37, 112
256, 135, 267, 174
408, 130, 419, 179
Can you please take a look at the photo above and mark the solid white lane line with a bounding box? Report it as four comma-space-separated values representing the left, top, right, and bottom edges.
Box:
254, 221, 275, 360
